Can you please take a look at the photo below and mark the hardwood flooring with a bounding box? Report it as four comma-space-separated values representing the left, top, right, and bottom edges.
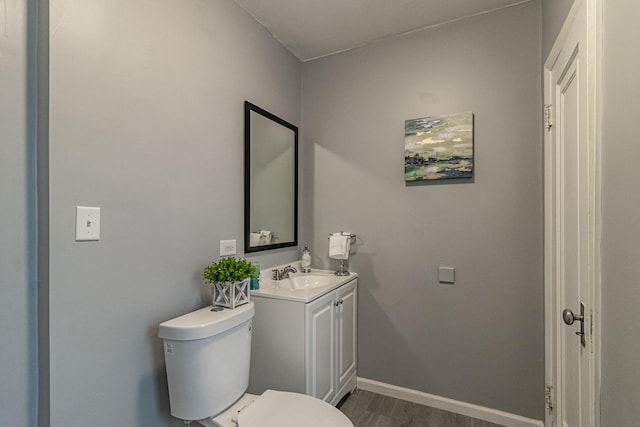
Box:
337, 389, 506, 427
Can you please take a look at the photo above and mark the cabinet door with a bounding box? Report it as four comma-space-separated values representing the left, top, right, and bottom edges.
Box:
336, 279, 357, 390
305, 291, 336, 401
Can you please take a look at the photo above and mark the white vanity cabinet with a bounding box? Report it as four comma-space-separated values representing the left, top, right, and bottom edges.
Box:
248, 276, 357, 406
306, 279, 357, 403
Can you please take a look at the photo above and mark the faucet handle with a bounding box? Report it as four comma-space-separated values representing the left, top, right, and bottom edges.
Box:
271, 269, 281, 280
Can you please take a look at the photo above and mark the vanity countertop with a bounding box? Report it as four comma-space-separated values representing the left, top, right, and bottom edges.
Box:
250, 269, 357, 303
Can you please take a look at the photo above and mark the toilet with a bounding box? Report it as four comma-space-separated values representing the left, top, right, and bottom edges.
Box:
158, 301, 353, 427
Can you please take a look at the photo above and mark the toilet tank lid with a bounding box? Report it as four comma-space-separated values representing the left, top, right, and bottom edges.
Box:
158, 302, 254, 341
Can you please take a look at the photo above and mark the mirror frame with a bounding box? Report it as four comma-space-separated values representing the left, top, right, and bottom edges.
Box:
244, 101, 299, 253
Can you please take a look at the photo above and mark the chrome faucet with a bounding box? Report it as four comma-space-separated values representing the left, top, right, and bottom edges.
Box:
271, 265, 297, 280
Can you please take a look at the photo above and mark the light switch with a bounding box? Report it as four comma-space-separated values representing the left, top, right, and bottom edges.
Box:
76, 206, 100, 241
220, 239, 237, 256
439, 267, 455, 284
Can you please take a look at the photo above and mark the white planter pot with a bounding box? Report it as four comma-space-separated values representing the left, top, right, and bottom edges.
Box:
212, 279, 250, 309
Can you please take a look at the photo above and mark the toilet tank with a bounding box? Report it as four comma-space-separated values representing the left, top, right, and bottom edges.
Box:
158, 302, 254, 422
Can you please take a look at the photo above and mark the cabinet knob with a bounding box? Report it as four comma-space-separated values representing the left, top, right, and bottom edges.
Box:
340, 299, 344, 305
335, 301, 340, 307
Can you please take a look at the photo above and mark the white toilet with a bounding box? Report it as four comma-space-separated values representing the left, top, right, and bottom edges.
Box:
158, 301, 353, 427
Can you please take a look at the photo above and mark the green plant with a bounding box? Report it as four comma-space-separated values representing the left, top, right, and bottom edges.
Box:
202, 257, 257, 285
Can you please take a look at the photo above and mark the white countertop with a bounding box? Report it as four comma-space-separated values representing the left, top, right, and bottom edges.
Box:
250, 269, 357, 303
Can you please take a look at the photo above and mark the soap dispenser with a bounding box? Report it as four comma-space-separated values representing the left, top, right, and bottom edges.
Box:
301, 246, 311, 273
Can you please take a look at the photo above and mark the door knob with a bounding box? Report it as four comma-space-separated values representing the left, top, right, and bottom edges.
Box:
562, 309, 583, 325
562, 302, 586, 347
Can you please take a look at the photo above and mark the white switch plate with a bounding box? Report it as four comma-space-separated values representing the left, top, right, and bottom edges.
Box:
76, 206, 100, 241
439, 267, 455, 284
220, 239, 237, 256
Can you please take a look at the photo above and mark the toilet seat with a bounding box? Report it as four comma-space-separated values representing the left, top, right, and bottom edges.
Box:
200, 390, 353, 427
238, 390, 353, 427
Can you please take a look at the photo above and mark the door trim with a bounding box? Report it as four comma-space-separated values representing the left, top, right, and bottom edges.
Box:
543, 0, 602, 426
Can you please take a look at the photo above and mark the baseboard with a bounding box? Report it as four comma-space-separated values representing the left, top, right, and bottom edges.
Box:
356, 378, 544, 427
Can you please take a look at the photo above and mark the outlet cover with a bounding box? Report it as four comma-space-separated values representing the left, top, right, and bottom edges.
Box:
220, 239, 237, 256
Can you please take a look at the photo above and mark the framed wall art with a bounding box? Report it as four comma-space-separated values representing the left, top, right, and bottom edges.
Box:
404, 112, 474, 181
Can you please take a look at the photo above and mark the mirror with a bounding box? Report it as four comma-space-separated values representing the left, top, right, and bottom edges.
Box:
244, 101, 298, 253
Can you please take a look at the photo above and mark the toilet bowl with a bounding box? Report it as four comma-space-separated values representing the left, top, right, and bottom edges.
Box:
158, 302, 353, 427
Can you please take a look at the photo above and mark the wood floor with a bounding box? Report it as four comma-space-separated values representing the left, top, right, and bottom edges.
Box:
337, 389, 506, 427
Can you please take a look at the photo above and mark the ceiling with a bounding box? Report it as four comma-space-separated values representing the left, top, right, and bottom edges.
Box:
233, 0, 530, 61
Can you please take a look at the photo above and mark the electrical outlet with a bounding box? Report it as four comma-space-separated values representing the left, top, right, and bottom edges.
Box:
220, 239, 237, 256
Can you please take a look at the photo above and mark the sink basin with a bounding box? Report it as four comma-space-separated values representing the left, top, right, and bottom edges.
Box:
279, 274, 333, 290
251, 268, 357, 303
289, 274, 333, 289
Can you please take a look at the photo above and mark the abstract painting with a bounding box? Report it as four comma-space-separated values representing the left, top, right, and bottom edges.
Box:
404, 112, 474, 181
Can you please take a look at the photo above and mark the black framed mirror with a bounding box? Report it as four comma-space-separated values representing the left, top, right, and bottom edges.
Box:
244, 101, 298, 253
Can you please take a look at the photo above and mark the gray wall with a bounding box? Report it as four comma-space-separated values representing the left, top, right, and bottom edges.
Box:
47, 0, 300, 425
541, 0, 575, 60
601, 2, 640, 425
302, 1, 543, 420
0, 0, 37, 426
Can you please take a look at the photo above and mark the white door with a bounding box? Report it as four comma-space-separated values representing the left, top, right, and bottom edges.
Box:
544, 1, 598, 426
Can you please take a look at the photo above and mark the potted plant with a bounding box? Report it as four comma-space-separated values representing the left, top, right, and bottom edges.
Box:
203, 257, 258, 309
